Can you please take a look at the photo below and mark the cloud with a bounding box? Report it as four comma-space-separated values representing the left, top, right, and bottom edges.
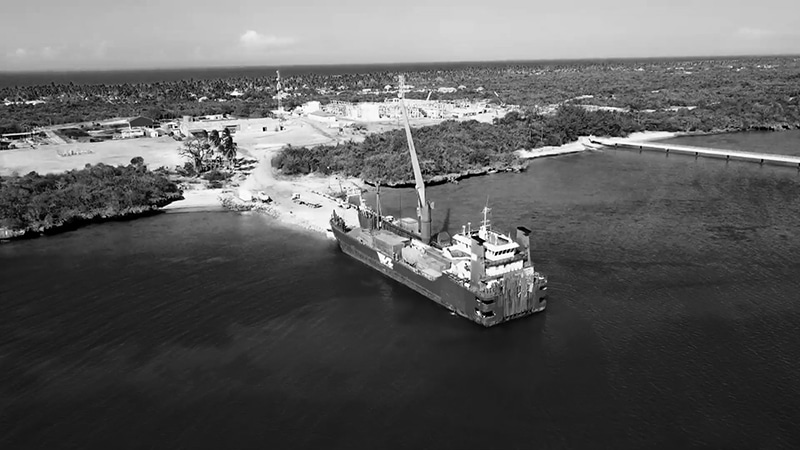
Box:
78, 40, 111, 59
93, 41, 110, 59
41, 46, 58, 59
8, 48, 27, 58
239, 30, 295, 50
737, 27, 777, 40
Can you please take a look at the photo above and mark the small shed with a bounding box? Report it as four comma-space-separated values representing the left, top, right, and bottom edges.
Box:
128, 116, 154, 128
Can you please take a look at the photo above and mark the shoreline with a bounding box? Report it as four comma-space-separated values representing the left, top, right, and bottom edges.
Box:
218, 130, 686, 240
161, 188, 227, 212
0, 128, 739, 242
516, 131, 682, 160
0, 203, 177, 242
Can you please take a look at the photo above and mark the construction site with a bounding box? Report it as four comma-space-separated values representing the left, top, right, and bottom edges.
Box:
314, 97, 503, 122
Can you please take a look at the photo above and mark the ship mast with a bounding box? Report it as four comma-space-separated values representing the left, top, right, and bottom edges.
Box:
480, 196, 491, 238
398, 75, 432, 242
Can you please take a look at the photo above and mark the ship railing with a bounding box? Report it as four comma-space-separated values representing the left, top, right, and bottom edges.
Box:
484, 252, 526, 268
443, 273, 505, 296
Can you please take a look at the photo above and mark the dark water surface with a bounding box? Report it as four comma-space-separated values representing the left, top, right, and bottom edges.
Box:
2, 132, 800, 449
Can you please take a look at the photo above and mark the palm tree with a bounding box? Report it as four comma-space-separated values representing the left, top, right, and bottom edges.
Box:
209, 129, 221, 149
220, 128, 237, 167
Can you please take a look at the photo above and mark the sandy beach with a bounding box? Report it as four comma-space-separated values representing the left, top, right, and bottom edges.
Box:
161, 188, 227, 212
619, 131, 681, 142
151, 117, 364, 236
516, 131, 681, 160
231, 146, 363, 238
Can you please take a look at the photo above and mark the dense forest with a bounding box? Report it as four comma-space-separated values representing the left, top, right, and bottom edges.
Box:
2, 56, 799, 134
0, 159, 183, 237
272, 105, 641, 184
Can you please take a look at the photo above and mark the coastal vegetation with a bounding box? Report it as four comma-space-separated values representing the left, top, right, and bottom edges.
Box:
0, 159, 183, 238
272, 105, 639, 184
2, 56, 800, 188
2, 56, 799, 136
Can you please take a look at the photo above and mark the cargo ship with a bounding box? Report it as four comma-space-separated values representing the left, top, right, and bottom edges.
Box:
329, 76, 548, 327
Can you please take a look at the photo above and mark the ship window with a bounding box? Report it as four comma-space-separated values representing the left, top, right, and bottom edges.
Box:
477, 298, 494, 305
475, 308, 495, 318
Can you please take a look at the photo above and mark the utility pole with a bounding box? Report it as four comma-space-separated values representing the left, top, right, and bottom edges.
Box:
275, 70, 283, 113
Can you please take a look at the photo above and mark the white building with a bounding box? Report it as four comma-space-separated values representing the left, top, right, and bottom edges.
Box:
179, 116, 281, 137
119, 128, 145, 139
303, 101, 321, 114
307, 111, 339, 128
359, 103, 380, 121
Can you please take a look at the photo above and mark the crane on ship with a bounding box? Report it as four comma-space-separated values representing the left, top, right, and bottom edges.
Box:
398, 75, 432, 243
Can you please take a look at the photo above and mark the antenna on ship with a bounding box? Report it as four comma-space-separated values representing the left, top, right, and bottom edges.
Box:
376, 183, 383, 229
398, 74, 432, 243
481, 195, 491, 234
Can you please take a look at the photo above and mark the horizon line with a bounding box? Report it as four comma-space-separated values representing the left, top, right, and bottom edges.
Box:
1, 53, 798, 75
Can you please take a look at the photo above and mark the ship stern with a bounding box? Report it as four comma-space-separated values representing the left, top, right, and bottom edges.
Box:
473, 270, 548, 327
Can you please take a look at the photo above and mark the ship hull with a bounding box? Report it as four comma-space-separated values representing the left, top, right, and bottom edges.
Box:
331, 224, 547, 327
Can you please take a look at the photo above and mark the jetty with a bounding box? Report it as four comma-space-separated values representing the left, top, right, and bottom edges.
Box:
591, 138, 800, 169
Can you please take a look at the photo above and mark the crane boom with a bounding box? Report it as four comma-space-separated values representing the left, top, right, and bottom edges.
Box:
398, 75, 426, 207
398, 75, 431, 242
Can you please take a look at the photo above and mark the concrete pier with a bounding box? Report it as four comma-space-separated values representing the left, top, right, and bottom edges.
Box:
591, 138, 800, 169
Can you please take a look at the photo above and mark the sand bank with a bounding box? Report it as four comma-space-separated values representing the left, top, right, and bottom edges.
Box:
620, 131, 681, 142
162, 188, 226, 212
516, 140, 587, 159
516, 131, 681, 160
226, 143, 363, 238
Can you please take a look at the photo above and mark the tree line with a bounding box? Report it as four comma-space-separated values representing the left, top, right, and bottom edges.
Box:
272, 105, 641, 184
3, 55, 798, 135
0, 159, 182, 236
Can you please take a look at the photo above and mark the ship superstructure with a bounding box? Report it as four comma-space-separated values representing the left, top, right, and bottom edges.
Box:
330, 75, 547, 327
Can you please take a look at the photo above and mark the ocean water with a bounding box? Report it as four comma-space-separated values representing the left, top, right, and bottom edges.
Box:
2, 132, 800, 449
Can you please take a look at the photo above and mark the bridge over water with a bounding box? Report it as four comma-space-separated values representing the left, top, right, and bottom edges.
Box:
591, 138, 800, 169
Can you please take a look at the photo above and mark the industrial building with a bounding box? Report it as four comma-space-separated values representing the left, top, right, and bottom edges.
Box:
100, 116, 154, 129
314, 98, 492, 122
178, 116, 281, 137
307, 111, 339, 127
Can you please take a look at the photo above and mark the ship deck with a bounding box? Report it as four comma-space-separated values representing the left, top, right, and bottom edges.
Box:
347, 227, 452, 280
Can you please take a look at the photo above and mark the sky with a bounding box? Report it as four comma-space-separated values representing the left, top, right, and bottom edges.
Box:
1, 0, 799, 71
